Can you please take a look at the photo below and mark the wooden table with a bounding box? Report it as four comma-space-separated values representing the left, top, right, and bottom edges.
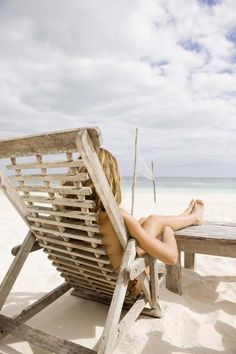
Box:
166, 222, 236, 295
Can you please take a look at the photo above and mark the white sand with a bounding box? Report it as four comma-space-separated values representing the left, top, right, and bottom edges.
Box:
0, 190, 235, 354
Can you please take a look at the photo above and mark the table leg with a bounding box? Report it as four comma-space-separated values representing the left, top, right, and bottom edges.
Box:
166, 250, 182, 295
184, 252, 195, 269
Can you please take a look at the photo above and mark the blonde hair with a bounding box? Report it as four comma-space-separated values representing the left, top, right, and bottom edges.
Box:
63, 148, 122, 213
85, 148, 122, 212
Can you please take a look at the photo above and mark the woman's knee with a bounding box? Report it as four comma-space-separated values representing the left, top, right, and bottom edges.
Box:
146, 214, 162, 224
146, 214, 165, 230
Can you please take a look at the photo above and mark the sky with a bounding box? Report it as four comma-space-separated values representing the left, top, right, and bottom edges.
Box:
0, 0, 235, 177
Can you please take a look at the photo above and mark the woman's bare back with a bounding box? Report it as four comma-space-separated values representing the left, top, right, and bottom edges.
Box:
98, 211, 124, 272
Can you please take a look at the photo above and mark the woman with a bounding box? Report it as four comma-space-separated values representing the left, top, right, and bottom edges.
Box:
95, 148, 204, 296
71, 147, 204, 296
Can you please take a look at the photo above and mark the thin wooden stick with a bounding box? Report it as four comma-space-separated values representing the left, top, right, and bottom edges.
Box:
151, 161, 157, 203
131, 128, 138, 215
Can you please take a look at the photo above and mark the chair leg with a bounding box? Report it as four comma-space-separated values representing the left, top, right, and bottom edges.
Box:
0, 230, 36, 310
149, 259, 162, 317
97, 238, 136, 354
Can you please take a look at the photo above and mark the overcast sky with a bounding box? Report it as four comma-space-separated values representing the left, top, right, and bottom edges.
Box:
0, 0, 235, 177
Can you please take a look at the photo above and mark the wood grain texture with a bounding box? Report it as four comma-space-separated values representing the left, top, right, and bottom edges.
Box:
17, 185, 92, 196
115, 297, 147, 347
0, 231, 36, 310
11, 240, 41, 256
184, 252, 195, 269
0, 127, 101, 158
150, 259, 160, 309
0, 314, 95, 354
0, 283, 71, 341
26, 206, 97, 221
174, 223, 236, 241
97, 238, 136, 354
166, 250, 182, 295
7, 159, 84, 170
41, 244, 111, 264
178, 239, 236, 257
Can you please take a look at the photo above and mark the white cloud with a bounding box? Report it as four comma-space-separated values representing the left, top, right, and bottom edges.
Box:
0, 0, 235, 176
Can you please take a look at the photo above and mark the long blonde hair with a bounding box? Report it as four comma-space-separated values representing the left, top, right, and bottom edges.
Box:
63, 148, 122, 213
86, 148, 122, 212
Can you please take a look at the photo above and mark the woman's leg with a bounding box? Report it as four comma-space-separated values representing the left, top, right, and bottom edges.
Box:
136, 200, 204, 258
132, 200, 204, 296
140, 199, 204, 239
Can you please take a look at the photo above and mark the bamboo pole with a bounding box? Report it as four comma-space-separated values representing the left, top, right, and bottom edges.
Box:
151, 161, 157, 203
131, 128, 138, 215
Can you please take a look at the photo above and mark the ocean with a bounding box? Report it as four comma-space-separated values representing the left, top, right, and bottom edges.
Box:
122, 177, 236, 195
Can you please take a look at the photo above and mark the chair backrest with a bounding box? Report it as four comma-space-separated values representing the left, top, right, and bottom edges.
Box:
0, 127, 128, 300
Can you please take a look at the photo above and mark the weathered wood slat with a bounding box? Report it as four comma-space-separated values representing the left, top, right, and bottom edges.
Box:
17, 185, 92, 196
23, 195, 94, 208
71, 288, 113, 305
68, 276, 115, 291
31, 225, 102, 244
57, 267, 115, 284
97, 238, 136, 354
184, 252, 195, 269
7, 159, 84, 170
175, 224, 236, 241
16, 283, 71, 322
0, 283, 71, 341
52, 261, 116, 279
177, 239, 236, 257
137, 271, 152, 306
60, 269, 116, 285
150, 259, 161, 312
47, 253, 113, 272
10, 173, 89, 182
72, 288, 160, 318
41, 243, 110, 264
0, 171, 30, 223
26, 206, 98, 221
115, 297, 147, 347
125, 255, 153, 280
36, 234, 106, 255
11, 240, 41, 256
28, 215, 100, 233
0, 231, 36, 310
71, 283, 114, 296
166, 250, 182, 295
0, 314, 95, 354
62, 273, 116, 287
71, 280, 115, 296
0, 127, 101, 158
205, 220, 236, 227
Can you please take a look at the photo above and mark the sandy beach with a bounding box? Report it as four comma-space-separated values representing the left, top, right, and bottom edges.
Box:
0, 190, 235, 354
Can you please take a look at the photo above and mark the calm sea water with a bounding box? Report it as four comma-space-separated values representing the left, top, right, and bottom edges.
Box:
122, 177, 236, 194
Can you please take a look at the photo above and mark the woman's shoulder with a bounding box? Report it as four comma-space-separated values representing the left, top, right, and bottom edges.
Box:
98, 211, 109, 223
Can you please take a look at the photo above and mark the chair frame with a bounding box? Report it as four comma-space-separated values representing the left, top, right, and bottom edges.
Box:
0, 128, 164, 354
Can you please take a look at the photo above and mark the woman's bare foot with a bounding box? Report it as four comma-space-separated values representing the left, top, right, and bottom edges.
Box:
192, 199, 204, 225
182, 199, 195, 216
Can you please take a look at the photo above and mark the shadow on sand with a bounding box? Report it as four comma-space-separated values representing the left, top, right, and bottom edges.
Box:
0, 290, 108, 354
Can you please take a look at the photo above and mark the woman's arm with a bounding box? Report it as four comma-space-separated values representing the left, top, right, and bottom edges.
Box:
120, 209, 178, 265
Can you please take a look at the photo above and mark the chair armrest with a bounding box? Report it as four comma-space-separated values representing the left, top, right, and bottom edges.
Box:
124, 255, 166, 280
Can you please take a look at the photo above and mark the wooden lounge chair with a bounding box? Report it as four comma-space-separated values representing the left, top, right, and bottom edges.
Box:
0, 127, 165, 354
